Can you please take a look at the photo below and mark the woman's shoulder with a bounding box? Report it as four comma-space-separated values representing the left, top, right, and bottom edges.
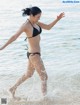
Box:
21, 20, 30, 32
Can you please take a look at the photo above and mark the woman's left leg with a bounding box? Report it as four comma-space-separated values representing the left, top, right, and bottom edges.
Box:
9, 59, 35, 98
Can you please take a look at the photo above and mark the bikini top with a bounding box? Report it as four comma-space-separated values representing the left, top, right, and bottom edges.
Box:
26, 19, 42, 39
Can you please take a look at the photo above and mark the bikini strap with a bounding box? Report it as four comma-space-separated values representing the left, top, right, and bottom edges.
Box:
27, 19, 33, 27
24, 36, 33, 40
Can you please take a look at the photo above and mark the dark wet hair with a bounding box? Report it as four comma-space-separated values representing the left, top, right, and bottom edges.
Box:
22, 6, 42, 16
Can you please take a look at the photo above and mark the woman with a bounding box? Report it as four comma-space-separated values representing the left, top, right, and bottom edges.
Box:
0, 6, 65, 99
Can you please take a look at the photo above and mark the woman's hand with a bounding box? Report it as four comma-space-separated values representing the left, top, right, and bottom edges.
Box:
57, 12, 65, 21
0, 46, 4, 50
0, 24, 25, 51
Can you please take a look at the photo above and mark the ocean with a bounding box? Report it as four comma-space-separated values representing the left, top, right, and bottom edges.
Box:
0, 0, 80, 105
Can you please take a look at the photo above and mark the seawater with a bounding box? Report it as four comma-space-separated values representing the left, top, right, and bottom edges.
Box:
0, 0, 80, 105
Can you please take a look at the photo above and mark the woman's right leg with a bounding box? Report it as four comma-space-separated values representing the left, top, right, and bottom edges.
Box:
9, 59, 35, 98
29, 54, 48, 96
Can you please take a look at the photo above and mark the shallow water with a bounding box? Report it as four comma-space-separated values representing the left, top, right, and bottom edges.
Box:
0, 0, 80, 105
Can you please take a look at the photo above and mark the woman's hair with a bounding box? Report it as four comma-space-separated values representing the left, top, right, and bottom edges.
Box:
22, 6, 42, 16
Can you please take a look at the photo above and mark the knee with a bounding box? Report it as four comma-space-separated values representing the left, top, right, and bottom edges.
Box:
28, 73, 33, 78
25, 72, 33, 78
45, 73, 48, 81
40, 71, 48, 81
46, 74, 48, 80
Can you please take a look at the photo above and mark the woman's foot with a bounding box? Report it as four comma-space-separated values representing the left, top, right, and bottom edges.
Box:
9, 87, 21, 100
9, 86, 17, 98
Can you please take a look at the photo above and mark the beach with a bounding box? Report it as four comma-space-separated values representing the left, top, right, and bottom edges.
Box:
0, 0, 80, 105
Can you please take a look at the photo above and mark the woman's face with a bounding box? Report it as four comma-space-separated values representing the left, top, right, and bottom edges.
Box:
31, 13, 41, 22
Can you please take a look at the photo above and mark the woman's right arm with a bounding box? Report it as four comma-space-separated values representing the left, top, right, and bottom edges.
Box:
0, 24, 25, 50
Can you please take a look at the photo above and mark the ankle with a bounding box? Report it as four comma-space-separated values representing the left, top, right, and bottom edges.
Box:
12, 85, 17, 90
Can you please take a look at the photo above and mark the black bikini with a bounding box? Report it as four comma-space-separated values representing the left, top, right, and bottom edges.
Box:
27, 52, 41, 59
26, 19, 42, 59
25, 19, 42, 39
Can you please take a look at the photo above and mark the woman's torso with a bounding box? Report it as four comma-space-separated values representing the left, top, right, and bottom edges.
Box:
24, 19, 42, 52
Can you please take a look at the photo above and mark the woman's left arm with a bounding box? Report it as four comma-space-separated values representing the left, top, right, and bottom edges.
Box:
38, 12, 65, 30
